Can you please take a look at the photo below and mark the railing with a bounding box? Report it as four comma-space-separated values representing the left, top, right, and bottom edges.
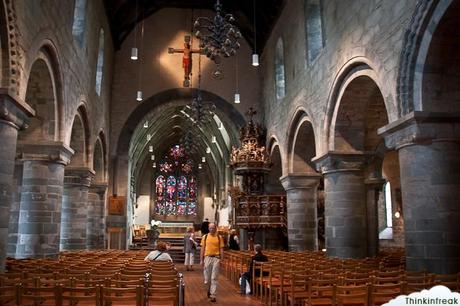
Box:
234, 195, 286, 229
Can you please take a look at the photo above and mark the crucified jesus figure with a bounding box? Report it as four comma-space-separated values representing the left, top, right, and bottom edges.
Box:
168, 35, 203, 87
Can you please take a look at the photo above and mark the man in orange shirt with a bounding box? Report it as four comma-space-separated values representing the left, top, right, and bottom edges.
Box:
200, 223, 224, 303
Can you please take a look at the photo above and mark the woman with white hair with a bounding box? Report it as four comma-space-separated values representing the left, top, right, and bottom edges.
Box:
184, 226, 197, 271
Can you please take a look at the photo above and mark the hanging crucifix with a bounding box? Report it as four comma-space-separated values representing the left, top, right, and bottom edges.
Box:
168, 35, 203, 87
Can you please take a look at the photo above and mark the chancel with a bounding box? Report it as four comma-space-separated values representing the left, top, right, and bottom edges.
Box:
0, 0, 459, 305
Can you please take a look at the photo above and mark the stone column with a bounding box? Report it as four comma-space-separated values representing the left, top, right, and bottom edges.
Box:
7, 161, 23, 257
365, 178, 385, 258
379, 112, 460, 274
87, 183, 107, 249
280, 173, 321, 251
239, 228, 248, 250
15, 142, 73, 259
0, 93, 33, 270
314, 152, 369, 258
60, 168, 94, 251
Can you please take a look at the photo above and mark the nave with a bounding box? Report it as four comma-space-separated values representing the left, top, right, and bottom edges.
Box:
1, 249, 460, 305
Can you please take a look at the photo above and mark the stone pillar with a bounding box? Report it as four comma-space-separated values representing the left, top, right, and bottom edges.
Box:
365, 178, 385, 258
280, 173, 321, 251
0, 93, 33, 270
60, 168, 94, 251
239, 228, 248, 250
379, 112, 460, 274
87, 183, 107, 249
314, 152, 369, 258
7, 161, 23, 257
15, 142, 73, 258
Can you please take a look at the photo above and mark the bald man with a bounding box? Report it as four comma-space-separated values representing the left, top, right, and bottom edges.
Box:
200, 223, 224, 303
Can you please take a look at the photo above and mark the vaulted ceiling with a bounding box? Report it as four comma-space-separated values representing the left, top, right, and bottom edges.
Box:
103, 0, 286, 51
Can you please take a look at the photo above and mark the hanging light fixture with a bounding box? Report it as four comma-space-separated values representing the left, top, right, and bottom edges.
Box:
151, 155, 155, 161
198, 163, 202, 169
194, 0, 241, 77
234, 93, 241, 104
202, 156, 206, 163
131, 47, 138, 60
131, 0, 139, 60
136, 90, 143, 101
212, 135, 217, 143
206, 146, 211, 154
152, 162, 156, 168
136, 8, 145, 101
149, 145, 153, 152
143, 121, 148, 128
147, 134, 151, 141
252, 0, 259, 67
235, 53, 241, 103
218, 122, 223, 130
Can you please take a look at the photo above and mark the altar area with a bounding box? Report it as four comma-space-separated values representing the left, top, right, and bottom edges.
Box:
132, 222, 196, 248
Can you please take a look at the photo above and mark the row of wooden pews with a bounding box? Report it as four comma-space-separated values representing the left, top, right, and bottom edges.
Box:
222, 250, 460, 306
0, 250, 181, 306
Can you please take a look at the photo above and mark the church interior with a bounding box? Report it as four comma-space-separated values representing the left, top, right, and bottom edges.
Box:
0, 0, 459, 304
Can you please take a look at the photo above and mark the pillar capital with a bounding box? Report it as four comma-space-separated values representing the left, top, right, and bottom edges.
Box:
17, 142, 74, 165
378, 111, 460, 150
280, 173, 321, 191
364, 178, 386, 187
313, 151, 372, 174
0, 90, 34, 130
64, 167, 95, 188
89, 182, 108, 196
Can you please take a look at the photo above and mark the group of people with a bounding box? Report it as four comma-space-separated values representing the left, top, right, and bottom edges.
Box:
144, 218, 267, 303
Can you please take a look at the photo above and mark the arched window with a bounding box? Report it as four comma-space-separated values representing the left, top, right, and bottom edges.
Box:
72, 0, 87, 45
154, 145, 198, 216
384, 182, 393, 228
275, 37, 286, 100
305, 0, 324, 63
95, 28, 105, 96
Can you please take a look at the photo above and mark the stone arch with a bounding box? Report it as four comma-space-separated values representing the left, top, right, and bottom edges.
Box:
0, 0, 10, 88
324, 58, 396, 153
19, 54, 57, 142
69, 105, 90, 167
92, 130, 107, 183
93, 135, 106, 183
286, 108, 317, 173
397, 0, 456, 114
115, 88, 245, 157
327, 64, 388, 152
421, 1, 460, 112
266, 137, 284, 194
20, 43, 64, 141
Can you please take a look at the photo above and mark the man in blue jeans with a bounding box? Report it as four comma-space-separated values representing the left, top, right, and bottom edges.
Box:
240, 244, 268, 294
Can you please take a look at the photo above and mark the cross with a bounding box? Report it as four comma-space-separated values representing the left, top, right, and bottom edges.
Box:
245, 107, 257, 122
168, 35, 203, 87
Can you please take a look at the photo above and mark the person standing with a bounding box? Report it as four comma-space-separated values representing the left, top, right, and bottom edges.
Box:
200, 218, 210, 235
239, 244, 268, 294
184, 226, 197, 271
228, 229, 240, 250
200, 223, 224, 303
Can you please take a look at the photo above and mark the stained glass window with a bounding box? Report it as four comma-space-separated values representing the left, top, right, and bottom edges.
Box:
154, 145, 198, 216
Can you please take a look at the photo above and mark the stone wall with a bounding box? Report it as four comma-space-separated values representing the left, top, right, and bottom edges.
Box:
261, 0, 418, 162
12, 0, 112, 149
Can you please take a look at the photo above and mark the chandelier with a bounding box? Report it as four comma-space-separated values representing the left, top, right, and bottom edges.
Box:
183, 90, 216, 127
194, 0, 241, 78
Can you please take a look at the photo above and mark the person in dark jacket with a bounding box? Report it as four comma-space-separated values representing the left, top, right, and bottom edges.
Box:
200, 218, 210, 235
228, 229, 240, 250
239, 244, 268, 294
